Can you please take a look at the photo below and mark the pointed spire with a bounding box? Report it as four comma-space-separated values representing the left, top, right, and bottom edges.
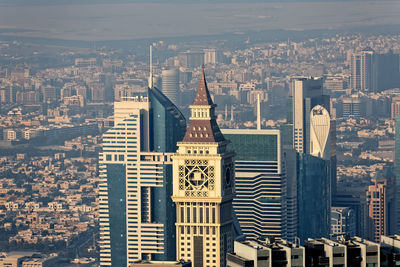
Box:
182, 68, 225, 143
193, 65, 214, 106
148, 45, 153, 89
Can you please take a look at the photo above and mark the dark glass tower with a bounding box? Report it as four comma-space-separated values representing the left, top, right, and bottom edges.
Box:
395, 116, 400, 233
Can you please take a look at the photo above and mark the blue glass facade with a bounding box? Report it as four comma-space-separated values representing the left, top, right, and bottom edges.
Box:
297, 153, 330, 241
148, 86, 186, 153
395, 116, 400, 232
148, 87, 186, 261
106, 164, 127, 267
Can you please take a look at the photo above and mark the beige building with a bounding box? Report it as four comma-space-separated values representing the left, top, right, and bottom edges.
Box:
172, 70, 235, 267
227, 239, 305, 267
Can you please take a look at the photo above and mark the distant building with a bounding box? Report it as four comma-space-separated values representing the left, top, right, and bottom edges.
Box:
161, 68, 180, 106
330, 207, 356, 237
178, 51, 204, 68
75, 57, 97, 67
204, 48, 223, 65
41, 85, 59, 102
366, 179, 388, 242
350, 49, 377, 92
391, 97, 400, 119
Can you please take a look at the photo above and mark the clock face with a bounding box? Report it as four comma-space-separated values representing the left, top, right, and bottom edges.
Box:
188, 170, 207, 189
179, 160, 215, 197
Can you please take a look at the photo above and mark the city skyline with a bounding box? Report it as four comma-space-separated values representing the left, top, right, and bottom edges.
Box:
1, 2, 400, 266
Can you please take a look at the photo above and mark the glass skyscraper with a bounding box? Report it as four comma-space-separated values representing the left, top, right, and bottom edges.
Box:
395, 116, 400, 233
222, 129, 297, 241
99, 87, 186, 266
297, 153, 330, 241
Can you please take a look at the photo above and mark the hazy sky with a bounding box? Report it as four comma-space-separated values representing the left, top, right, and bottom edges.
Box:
0, 0, 399, 41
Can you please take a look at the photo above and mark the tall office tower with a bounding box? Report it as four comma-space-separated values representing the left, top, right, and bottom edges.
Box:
396, 116, 400, 234
204, 48, 223, 65
330, 119, 337, 195
297, 153, 330, 241
366, 179, 388, 242
310, 105, 330, 160
178, 51, 205, 68
290, 77, 329, 154
162, 68, 180, 107
172, 70, 235, 267
350, 49, 377, 92
99, 87, 186, 266
330, 207, 356, 237
376, 51, 400, 91
221, 129, 297, 241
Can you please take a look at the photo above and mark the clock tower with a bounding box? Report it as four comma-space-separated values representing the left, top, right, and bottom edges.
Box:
172, 68, 235, 267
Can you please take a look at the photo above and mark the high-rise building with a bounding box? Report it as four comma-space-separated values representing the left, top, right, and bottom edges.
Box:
162, 68, 180, 107
178, 51, 205, 68
221, 129, 296, 241
297, 153, 330, 241
172, 70, 235, 267
376, 51, 400, 91
396, 116, 400, 234
366, 179, 388, 242
289, 77, 329, 154
330, 207, 356, 237
204, 48, 223, 65
350, 49, 377, 92
99, 87, 186, 266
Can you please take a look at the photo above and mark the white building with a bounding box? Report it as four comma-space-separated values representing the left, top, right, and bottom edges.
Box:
310, 105, 331, 160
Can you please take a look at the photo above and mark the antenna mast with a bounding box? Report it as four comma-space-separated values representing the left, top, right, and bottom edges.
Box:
148, 45, 153, 89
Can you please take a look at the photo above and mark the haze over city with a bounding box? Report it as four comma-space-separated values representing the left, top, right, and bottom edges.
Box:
1, 0, 400, 267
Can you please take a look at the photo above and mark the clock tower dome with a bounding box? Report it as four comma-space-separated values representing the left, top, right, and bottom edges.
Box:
172, 67, 235, 267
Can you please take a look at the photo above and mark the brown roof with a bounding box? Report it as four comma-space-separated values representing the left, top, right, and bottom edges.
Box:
182, 119, 225, 143
193, 68, 214, 106
182, 68, 225, 143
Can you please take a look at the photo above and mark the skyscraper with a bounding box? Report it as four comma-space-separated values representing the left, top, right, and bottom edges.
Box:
330, 207, 356, 237
289, 77, 329, 154
221, 129, 296, 241
172, 69, 235, 267
396, 116, 400, 233
366, 179, 388, 242
204, 48, 223, 65
350, 49, 377, 92
297, 153, 330, 241
161, 68, 180, 107
99, 87, 186, 266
